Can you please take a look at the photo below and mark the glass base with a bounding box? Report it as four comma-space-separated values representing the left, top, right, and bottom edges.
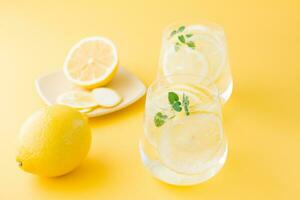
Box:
220, 80, 233, 103
139, 140, 228, 186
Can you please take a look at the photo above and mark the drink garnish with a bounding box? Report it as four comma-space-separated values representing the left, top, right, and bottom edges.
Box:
168, 91, 182, 112
182, 93, 190, 116
154, 92, 190, 127
154, 112, 168, 127
169, 26, 196, 51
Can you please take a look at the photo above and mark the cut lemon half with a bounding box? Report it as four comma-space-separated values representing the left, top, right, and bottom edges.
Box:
56, 90, 98, 109
64, 36, 118, 89
92, 88, 122, 107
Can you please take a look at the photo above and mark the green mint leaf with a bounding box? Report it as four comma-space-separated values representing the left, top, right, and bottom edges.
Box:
175, 42, 181, 51
172, 101, 182, 112
182, 93, 190, 116
186, 41, 196, 49
186, 33, 193, 38
168, 92, 179, 104
154, 112, 168, 127
178, 35, 185, 43
178, 26, 185, 32
170, 30, 177, 38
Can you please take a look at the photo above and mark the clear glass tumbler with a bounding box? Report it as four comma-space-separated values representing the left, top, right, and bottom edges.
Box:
158, 21, 233, 103
139, 75, 228, 185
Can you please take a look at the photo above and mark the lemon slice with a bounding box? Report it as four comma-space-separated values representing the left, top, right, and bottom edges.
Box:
56, 90, 98, 109
171, 84, 211, 103
92, 88, 122, 107
77, 107, 94, 113
64, 36, 118, 89
163, 25, 226, 83
158, 113, 223, 174
185, 25, 226, 82
152, 84, 215, 109
145, 87, 203, 148
151, 87, 202, 112
162, 47, 208, 80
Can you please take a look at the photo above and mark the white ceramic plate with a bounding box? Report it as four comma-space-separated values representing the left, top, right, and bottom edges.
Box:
35, 67, 146, 117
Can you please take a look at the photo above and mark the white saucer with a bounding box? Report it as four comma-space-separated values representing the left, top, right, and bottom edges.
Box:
35, 67, 146, 117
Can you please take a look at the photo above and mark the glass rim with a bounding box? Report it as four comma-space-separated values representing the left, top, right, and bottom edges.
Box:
162, 19, 225, 38
147, 74, 222, 111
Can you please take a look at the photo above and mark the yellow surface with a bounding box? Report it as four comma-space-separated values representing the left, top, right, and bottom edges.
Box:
0, 0, 299, 199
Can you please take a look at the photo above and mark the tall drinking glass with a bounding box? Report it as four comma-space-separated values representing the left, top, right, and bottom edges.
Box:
139, 75, 228, 185
158, 21, 233, 103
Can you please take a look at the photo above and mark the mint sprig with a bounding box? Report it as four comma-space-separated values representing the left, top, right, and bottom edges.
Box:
186, 41, 195, 49
178, 26, 185, 32
154, 112, 168, 127
169, 26, 185, 38
168, 92, 182, 112
169, 26, 196, 51
182, 93, 190, 116
178, 35, 185, 43
170, 30, 177, 37
154, 92, 190, 127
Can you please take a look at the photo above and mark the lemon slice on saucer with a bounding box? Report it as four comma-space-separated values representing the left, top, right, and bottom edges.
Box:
77, 107, 95, 113
64, 36, 118, 89
56, 90, 98, 109
92, 88, 122, 107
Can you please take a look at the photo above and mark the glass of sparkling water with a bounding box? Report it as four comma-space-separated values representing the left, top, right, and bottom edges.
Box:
139, 74, 228, 185
158, 21, 233, 103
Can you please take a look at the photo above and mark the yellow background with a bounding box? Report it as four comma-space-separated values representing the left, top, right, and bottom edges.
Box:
0, 0, 299, 199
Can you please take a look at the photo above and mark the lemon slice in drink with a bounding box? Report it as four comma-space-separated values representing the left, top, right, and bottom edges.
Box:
145, 88, 203, 148
185, 25, 226, 82
171, 84, 211, 103
154, 87, 203, 108
158, 113, 223, 174
162, 46, 208, 81
56, 90, 98, 109
64, 37, 118, 89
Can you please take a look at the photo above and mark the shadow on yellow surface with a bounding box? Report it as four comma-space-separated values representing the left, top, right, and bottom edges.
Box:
35, 158, 109, 193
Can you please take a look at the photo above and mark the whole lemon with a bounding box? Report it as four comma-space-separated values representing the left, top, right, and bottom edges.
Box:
17, 105, 91, 177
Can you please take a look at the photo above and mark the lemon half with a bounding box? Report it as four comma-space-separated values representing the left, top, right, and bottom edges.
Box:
64, 36, 118, 89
